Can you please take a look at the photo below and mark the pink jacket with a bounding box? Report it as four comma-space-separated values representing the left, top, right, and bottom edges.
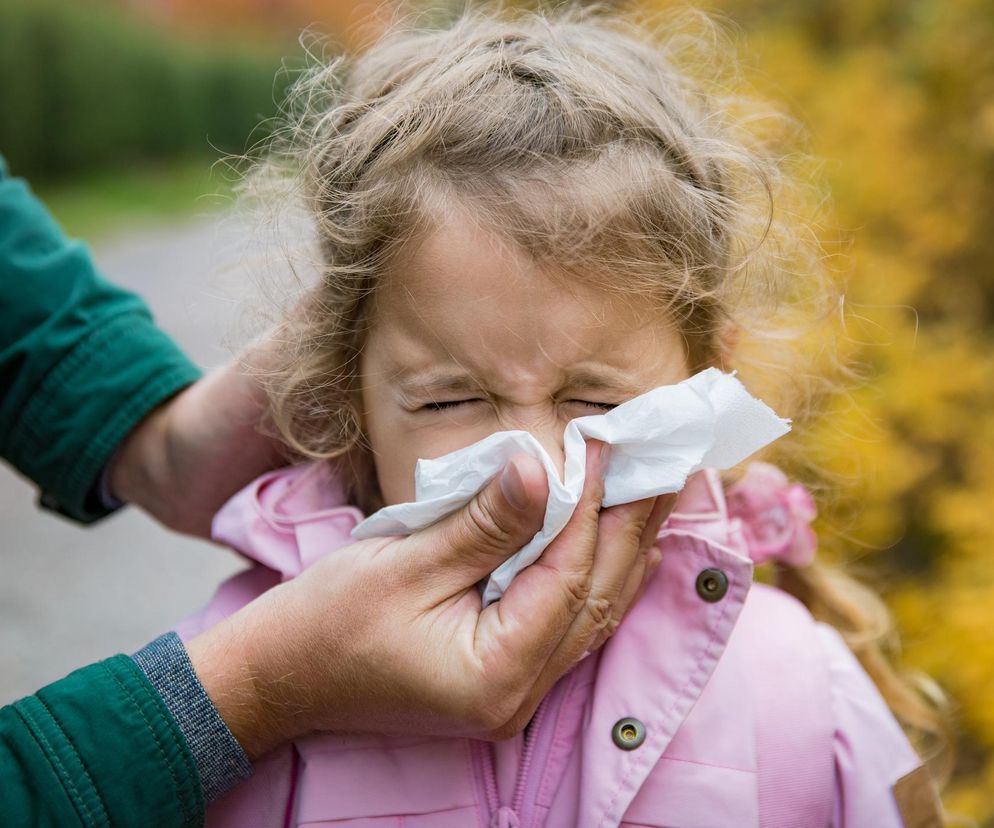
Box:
178, 463, 923, 828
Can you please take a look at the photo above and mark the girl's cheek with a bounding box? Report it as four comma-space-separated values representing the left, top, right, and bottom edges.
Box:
415, 419, 498, 462
372, 417, 496, 506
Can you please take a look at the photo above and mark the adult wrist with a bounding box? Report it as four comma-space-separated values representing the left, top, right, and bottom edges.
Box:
107, 394, 171, 509
182, 585, 303, 761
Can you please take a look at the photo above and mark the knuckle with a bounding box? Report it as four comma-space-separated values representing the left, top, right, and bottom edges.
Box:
496, 711, 530, 739
563, 570, 593, 611
601, 502, 647, 542
474, 707, 506, 734
465, 494, 512, 550
625, 505, 653, 543
458, 676, 523, 735
484, 721, 519, 741
585, 595, 614, 630
601, 616, 621, 639
609, 509, 652, 558
473, 696, 518, 735
590, 616, 621, 652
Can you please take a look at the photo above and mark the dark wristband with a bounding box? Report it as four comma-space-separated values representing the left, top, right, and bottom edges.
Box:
132, 632, 253, 804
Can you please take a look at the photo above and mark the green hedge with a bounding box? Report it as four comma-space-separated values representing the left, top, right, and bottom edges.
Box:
0, 0, 284, 179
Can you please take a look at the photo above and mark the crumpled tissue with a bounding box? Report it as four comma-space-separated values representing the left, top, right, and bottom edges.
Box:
353, 367, 790, 604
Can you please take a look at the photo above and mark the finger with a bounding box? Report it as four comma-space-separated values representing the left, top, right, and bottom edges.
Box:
642, 491, 678, 548
406, 452, 549, 590
636, 488, 676, 583
629, 490, 675, 609
620, 491, 677, 607
470, 441, 606, 702
589, 492, 676, 651
638, 545, 664, 602
519, 439, 606, 587
587, 496, 657, 653
550, 495, 656, 659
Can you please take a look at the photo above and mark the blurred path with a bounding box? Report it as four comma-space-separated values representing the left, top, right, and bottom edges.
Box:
1, 213, 258, 703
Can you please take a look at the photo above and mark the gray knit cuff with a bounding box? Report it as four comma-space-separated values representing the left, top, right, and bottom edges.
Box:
132, 632, 253, 803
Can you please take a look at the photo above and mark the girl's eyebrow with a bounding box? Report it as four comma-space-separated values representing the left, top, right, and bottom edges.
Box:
562, 370, 645, 397
395, 367, 643, 398
395, 370, 483, 397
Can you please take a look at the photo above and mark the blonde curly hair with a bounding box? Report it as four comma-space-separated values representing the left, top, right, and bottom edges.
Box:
244, 1, 950, 793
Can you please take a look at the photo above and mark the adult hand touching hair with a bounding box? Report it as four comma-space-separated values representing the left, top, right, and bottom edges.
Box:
186, 440, 673, 759
109, 356, 285, 538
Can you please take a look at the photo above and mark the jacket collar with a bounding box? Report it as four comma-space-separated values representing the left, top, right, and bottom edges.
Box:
211, 463, 364, 579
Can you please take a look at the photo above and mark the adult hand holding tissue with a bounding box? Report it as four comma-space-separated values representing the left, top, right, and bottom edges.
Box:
354, 368, 789, 604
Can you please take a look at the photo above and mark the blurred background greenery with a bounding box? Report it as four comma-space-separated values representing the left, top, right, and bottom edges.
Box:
0, 0, 281, 176
1, 0, 991, 821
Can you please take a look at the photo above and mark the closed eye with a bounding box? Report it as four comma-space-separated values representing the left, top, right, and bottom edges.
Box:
422, 399, 481, 411
420, 399, 617, 412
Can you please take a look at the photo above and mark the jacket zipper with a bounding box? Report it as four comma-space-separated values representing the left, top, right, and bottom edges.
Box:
511, 694, 552, 817
478, 692, 554, 827
283, 747, 300, 828
481, 741, 500, 815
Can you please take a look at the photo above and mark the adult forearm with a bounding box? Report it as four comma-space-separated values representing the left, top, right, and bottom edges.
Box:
0, 157, 201, 523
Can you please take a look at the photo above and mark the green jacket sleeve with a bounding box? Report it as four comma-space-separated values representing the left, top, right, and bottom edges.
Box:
0, 156, 202, 522
1, 655, 205, 827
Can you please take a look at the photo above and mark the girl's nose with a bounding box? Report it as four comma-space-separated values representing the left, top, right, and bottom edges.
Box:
499, 405, 569, 481
527, 422, 567, 482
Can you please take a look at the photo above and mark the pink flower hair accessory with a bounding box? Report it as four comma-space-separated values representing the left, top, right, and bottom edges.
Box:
725, 462, 817, 568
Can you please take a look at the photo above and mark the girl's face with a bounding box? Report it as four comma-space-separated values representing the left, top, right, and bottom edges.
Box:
359, 210, 690, 506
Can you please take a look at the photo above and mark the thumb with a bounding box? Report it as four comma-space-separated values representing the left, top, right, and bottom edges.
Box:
408, 453, 549, 589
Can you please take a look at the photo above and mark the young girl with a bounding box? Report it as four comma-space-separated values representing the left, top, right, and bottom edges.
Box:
181, 6, 946, 826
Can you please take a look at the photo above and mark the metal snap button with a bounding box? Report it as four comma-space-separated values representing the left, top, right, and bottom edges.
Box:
611, 717, 646, 750
695, 568, 728, 602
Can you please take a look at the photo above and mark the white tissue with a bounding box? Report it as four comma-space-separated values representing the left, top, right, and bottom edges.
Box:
353, 368, 789, 604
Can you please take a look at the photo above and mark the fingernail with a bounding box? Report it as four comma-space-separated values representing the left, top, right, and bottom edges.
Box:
501, 459, 529, 511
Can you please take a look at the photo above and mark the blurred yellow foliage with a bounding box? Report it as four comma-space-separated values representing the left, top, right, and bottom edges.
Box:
633, 0, 994, 820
